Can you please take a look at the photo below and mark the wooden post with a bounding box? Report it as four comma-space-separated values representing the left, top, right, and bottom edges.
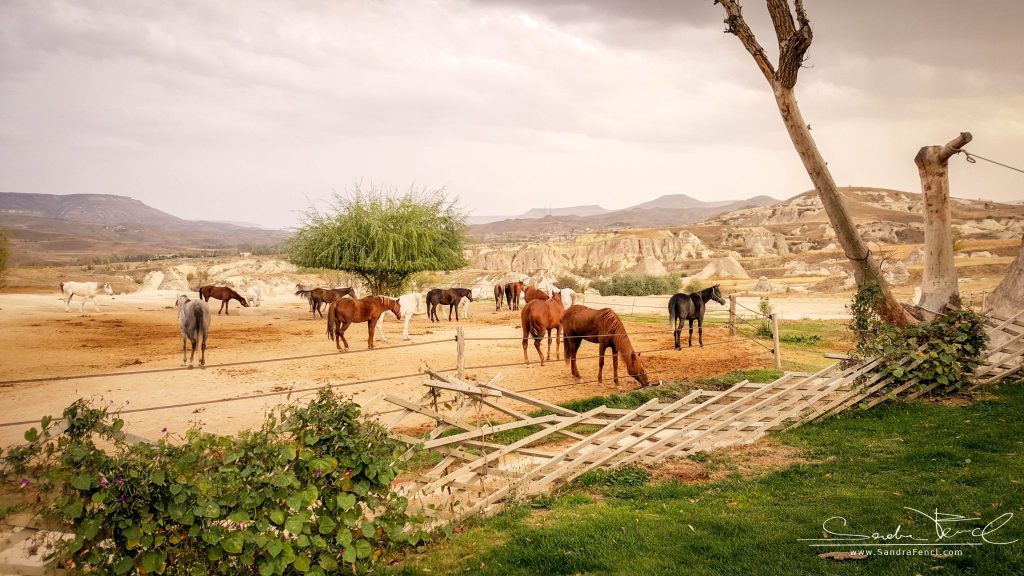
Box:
729, 295, 737, 336
770, 312, 782, 370
456, 326, 465, 379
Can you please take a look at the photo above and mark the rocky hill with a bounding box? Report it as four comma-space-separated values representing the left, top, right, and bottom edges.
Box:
0, 192, 289, 264
469, 194, 778, 240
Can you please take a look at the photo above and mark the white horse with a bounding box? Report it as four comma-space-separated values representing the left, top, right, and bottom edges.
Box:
376, 292, 424, 342
550, 287, 581, 308
245, 286, 262, 307
176, 294, 211, 366
60, 281, 113, 313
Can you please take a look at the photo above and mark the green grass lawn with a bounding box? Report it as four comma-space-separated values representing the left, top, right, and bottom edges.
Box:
389, 380, 1024, 575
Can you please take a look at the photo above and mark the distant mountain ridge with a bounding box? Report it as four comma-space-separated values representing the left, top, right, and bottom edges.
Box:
0, 192, 288, 264
471, 194, 779, 240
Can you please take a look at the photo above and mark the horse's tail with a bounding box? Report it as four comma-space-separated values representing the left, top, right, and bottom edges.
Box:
668, 295, 677, 326
326, 301, 337, 340
59, 282, 64, 293
192, 304, 205, 338
523, 308, 542, 340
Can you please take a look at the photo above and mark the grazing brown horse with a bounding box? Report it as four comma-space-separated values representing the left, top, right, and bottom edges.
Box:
326, 295, 401, 351
521, 295, 565, 366
426, 288, 473, 322
562, 305, 650, 388
504, 282, 524, 310
199, 285, 249, 315
494, 284, 504, 311
522, 286, 548, 304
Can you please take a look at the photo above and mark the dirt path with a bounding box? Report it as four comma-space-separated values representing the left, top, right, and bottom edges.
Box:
0, 291, 773, 447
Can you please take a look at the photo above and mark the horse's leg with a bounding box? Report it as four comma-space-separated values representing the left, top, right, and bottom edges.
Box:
188, 334, 197, 365
534, 333, 544, 365
199, 328, 207, 367
597, 343, 606, 383
688, 319, 694, 347
554, 326, 561, 360
367, 318, 377, 349
90, 296, 101, 313
376, 316, 387, 343
570, 347, 581, 382
340, 320, 351, 351
673, 310, 682, 350
612, 348, 620, 387
521, 326, 530, 366
403, 313, 412, 341
181, 334, 187, 365
698, 317, 704, 347
454, 302, 460, 322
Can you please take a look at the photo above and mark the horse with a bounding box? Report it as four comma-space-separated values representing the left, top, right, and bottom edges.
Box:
426, 288, 473, 322
199, 285, 249, 315
296, 286, 357, 319
245, 286, 262, 307
504, 282, 524, 310
175, 294, 211, 367
521, 295, 565, 366
494, 284, 504, 311
668, 284, 726, 349
376, 292, 423, 342
458, 287, 477, 319
59, 281, 113, 314
326, 295, 401, 351
551, 287, 581, 309
562, 305, 650, 387
522, 286, 549, 304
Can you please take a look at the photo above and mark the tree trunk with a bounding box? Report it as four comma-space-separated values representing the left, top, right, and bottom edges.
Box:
772, 86, 913, 326
988, 236, 1024, 318
915, 132, 972, 317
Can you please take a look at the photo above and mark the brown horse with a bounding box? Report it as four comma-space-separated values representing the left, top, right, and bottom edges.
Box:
199, 285, 249, 315
326, 295, 401, 351
426, 288, 473, 322
296, 286, 357, 319
494, 284, 504, 311
522, 286, 548, 304
562, 305, 650, 387
521, 296, 565, 366
504, 282, 524, 310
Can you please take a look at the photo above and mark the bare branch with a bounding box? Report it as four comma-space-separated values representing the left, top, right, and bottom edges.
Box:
716, 0, 775, 83
938, 131, 973, 162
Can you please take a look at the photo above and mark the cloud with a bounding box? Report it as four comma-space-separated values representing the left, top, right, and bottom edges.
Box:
0, 0, 1021, 229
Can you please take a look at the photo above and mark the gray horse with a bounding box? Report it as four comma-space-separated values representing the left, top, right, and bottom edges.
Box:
176, 294, 211, 366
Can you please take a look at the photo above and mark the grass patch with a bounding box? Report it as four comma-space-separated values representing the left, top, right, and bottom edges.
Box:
391, 380, 1024, 575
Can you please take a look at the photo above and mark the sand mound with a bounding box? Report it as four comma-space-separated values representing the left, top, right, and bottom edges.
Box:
693, 257, 750, 280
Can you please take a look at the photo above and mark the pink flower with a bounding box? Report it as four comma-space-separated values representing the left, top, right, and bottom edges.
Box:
19, 478, 29, 488
99, 475, 109, 488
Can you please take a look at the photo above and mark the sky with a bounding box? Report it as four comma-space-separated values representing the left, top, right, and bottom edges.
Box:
1, 0, 1022, 229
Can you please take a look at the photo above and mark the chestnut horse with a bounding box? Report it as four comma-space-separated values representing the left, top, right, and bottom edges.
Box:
199, 285, 249, 315
522, 286, 548, 304
562, 305, 650, 387
521, 295, 565, 366
504, 282, 524, 310
326, 295, 401, 351
296, 286, 357, 319
494, 284, 504, 311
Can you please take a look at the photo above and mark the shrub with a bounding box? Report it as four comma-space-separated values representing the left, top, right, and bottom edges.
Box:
1, 390, 425, 575
590, 274, 681, 297
849, 282, 987, 397
555, 275, 581, 292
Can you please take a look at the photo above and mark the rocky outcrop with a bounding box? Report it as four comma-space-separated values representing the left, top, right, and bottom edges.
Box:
693, 256, 750, 280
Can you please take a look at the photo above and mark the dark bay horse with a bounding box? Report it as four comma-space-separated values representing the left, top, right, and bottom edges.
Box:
521, 296, 565, 366
426, 288, 473, 322
522, 286, 548, 304
504, 282, 524, 310
326, 295, 401, 351
562, 305, 650, 387
199, 285, 249, 315
668, 284, 725, 349
494, 284, 504, 311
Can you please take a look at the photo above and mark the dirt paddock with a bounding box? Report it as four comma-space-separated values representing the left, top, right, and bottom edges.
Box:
0, 291, 772, 448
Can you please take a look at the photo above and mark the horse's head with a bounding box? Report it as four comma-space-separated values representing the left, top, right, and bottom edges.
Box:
465, 290, 474, 302
710, 284, 726, 305
628, 351, 650, 387
103, 283, 113, 296
175, 294, 190, 309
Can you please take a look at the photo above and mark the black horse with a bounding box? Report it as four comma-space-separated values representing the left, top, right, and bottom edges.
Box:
669, 284, 726, 349
426, 288, 473, 322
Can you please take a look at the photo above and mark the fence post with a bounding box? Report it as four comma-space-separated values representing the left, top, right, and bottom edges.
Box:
456, 326, 465, 379
728, 295, 737, 336
770, 312, 782, 370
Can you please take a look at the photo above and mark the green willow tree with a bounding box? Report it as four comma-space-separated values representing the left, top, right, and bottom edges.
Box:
287, 186, 468, 295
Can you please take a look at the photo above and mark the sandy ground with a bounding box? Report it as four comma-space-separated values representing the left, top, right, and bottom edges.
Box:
0, 291, 778, 448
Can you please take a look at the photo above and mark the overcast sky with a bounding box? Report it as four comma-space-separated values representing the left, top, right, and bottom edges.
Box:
1, 0, 1022, 229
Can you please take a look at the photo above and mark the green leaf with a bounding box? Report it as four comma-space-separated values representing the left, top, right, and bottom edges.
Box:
259, 561, 275, 576
195, 502, 221, 518
63, 500, 84, 519
228, 511, 251, 524
140, 551, 163, 573
355, 538, 372, 559
285, 511, 311, 536
149, 470, 165, 485
113, 556, 134, 574
293, 554, 311, 572
342, 545, 356, 564
336, 493, 356, 511
71, 474, 93, 490
112, 419, 124, 432
336, 528, 352, 546
24, 427, 38, 442
266, 539, 284, 558
222, 532, 245, 554
318, 516, 337, 535
270, 509, 285, 525
361, 521, 375, 539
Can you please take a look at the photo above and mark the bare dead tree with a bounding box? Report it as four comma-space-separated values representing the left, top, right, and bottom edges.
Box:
716, 0, 914, 326
914, 132, 972, 318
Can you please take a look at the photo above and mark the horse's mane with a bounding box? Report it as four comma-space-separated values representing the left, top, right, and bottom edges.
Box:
595, 308, 635, 355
